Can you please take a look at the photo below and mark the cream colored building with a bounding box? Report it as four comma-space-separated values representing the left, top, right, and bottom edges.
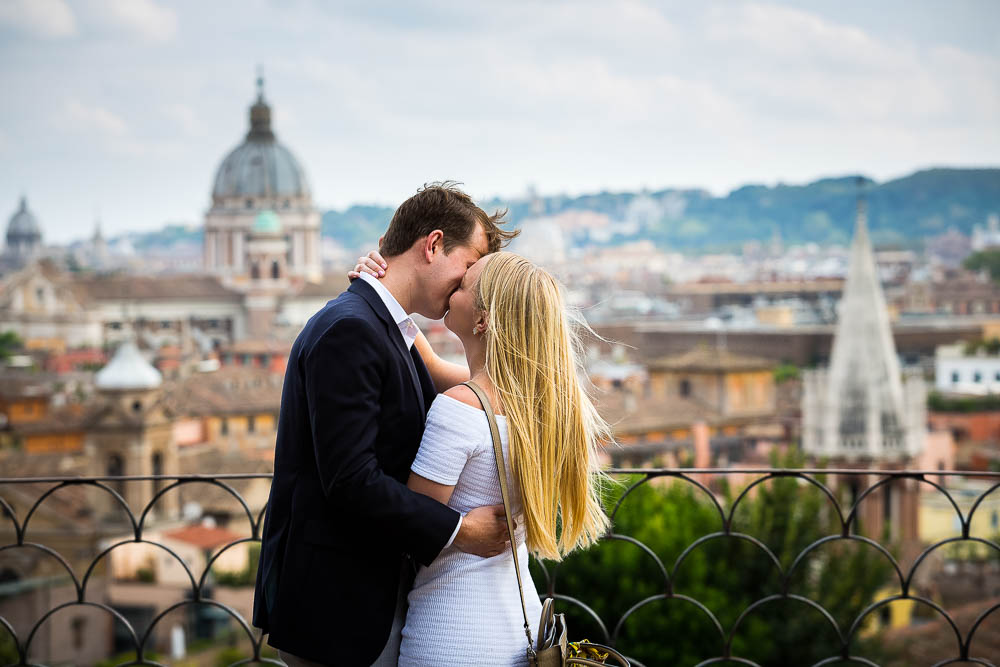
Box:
204, 76, 322, 285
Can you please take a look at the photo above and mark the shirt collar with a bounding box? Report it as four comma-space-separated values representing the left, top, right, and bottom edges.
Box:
358, 272, 410, 325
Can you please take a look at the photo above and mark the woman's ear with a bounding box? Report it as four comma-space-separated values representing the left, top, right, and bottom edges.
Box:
474, 311, 489, 336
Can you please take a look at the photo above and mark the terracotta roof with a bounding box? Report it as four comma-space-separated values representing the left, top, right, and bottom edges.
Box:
9, 404, 94, 434
163, 523, 243, 550
666, 279, 844, 296
163, 365, 282, 417
220, 339, 292, 355
594, 387, 719, 436
0, 373, 56, 399
648, 346, 776, 373
294, 274, 350, 299
884, 595, 1000, 663
69, 274, 241, 302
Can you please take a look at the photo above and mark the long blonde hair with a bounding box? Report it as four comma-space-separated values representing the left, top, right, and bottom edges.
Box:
475, 252, 610, 561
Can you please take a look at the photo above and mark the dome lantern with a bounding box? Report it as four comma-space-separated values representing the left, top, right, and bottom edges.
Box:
247, 73, 274, 140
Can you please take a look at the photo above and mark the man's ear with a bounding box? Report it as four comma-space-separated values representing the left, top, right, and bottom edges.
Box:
422, 230, 444, 263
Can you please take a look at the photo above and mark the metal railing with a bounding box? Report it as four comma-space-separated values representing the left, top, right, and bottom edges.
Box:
1, 469, 999, 666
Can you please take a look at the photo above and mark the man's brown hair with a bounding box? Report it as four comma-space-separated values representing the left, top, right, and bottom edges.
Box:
379, 182, 519, 257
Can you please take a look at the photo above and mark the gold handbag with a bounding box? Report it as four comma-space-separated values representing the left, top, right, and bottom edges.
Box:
464, 382, 630, 667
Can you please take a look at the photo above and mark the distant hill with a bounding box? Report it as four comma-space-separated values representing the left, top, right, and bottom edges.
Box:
121, 168, 1000, 254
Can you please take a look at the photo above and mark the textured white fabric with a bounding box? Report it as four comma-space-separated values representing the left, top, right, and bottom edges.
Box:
400, 394, 543, 667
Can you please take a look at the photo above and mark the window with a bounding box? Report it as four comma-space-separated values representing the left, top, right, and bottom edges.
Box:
951, 371, 960, 383
271, 260, 281, 280
245, 198, 253, 209
72, 617, 86, 651
251, 263, 261, 280
993, 511, 999, 530
35, 287, 44, 302
258, 354, 269, 367
995, 371, 1000, 382
974, 371, 983, 383
679, 379, 691, 397
220, 418, 229, 436
248, 416, 256, 433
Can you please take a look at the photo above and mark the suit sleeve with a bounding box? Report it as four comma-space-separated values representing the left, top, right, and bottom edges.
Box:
304, 316, 460, 566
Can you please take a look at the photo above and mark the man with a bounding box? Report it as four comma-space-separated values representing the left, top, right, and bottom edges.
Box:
253, 183, 518, 666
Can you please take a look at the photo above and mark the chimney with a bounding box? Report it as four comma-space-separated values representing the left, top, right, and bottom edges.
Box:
693, 421, 711, 468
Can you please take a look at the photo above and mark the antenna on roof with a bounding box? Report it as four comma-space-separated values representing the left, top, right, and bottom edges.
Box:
256, 65, 265, 102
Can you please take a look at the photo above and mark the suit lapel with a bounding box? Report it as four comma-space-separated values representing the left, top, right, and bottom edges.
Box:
349, 280, 426, 416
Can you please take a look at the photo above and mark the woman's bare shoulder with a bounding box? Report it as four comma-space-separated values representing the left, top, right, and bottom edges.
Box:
442, 383, 481, 409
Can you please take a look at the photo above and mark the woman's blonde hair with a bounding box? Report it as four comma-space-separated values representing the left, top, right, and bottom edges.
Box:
475, 251, 610, 561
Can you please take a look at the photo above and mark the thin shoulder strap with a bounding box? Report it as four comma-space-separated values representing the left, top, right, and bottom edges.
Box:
463, 381, 536, 656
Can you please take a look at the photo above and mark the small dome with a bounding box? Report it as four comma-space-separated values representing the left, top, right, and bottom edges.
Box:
96, 341, 162, 391
211, 78, 310, 201
7, 197, 42, 239
252, 209, 282, 235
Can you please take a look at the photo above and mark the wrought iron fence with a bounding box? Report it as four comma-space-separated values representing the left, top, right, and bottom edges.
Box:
1, 469, 1000, 666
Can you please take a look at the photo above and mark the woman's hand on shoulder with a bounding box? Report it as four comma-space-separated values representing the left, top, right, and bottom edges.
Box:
347, 249, 387, 280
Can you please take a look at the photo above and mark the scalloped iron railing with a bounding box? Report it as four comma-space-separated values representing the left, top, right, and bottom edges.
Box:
2, 469, 1000, 667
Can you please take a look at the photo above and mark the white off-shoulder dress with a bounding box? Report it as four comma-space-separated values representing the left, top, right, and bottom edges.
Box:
399, 393, 543, 667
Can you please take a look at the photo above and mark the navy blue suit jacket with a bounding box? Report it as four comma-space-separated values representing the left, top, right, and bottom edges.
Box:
252, 279, 460, 664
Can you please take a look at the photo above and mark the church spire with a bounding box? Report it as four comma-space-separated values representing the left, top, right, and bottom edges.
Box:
801, 177, 925, 461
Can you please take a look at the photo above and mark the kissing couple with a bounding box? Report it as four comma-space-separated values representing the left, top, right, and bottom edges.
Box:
253, 183, 610, 666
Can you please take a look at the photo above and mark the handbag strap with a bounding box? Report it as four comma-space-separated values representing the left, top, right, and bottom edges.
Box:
463, 381, 537, 658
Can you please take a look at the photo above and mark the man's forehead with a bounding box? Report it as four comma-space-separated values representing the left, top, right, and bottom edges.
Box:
472, 224, 490, 257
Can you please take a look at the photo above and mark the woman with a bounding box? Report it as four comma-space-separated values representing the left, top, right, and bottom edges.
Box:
358, 251, 611, 666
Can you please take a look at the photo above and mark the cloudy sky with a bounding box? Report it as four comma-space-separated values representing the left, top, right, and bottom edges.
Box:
1, 0, 998, 242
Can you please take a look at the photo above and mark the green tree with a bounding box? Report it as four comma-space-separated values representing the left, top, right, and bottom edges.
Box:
532, 452, 894, 665
964, 249, 1000, 282
0, 331, 22, 361
0, 629, 19, 666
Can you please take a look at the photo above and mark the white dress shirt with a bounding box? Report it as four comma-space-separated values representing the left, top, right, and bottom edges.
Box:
357, 272, 463, 548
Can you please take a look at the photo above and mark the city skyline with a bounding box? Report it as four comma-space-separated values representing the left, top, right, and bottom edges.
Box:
1, 0, 998, 242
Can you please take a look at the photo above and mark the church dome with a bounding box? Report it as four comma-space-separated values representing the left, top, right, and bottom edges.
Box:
211, 77, 310, 202
96, 340, 163, 391
252, 209, 282, 235
7, 197, 42, 240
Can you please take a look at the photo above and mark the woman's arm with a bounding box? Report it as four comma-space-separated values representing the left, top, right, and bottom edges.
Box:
406, 471, 456, 506
414, 330, 470, 392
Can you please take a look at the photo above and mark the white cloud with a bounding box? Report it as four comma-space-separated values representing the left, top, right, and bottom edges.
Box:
163, 103, 201, 136
85, 0, 177, 42
62, 99, 128, 136
0, 0, 76, 38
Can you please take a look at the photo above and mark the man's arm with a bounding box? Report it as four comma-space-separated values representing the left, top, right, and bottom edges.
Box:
305, 316, 459, 565
413, 330, 469, 392
407, 472, 510, 559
